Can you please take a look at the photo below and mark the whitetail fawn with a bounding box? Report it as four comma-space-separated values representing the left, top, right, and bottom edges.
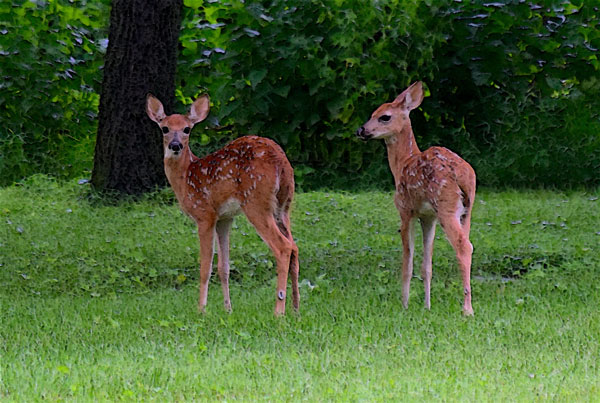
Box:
357, 82, 476, 315
146, 94, 299, 315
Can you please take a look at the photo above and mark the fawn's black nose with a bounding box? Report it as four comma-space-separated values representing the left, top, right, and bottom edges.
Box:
356, 126, 371, 140
168, 141, 183, 152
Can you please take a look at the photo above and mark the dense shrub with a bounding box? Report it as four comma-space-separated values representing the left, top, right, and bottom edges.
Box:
427, 0, 600, 187
177, 0, 448, 188
1, 0, 598, 188
0, 0, 108, 185
180, 0, 600, 188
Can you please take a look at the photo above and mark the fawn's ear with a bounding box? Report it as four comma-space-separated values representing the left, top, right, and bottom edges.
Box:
146, 94, 166, 123
188, 94, 210, 125
393, 81, 424, 111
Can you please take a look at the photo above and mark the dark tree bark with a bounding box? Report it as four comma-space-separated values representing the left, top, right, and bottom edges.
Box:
92, 0, 182, 194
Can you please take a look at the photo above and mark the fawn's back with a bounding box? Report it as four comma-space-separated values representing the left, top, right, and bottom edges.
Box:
395, 146, 475, 218
181, 136, 294, 219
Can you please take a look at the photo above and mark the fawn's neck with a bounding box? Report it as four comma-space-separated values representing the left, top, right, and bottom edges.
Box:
164, 146, 195, 199
385, 123, 421, 185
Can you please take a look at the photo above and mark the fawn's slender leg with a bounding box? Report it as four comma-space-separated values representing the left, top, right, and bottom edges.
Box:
197, 221, 216, 313
420, 217, 436, 310
277, 210, 299, 311
245, 208, 293, 316
289, 245, 299, 312
400, 214, 416, 309
460, 194, 475, 239
440, 215, 474, 316
216, 218, 233, 312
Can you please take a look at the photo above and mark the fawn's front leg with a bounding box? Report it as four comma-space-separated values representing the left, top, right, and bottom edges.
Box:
197, 222, 215, 313
400, 214, 416, 309
216, 219, 233, 312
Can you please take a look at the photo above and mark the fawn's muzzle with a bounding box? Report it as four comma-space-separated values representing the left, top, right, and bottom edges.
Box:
356, 126, 371, 140
168, 141, 183, 153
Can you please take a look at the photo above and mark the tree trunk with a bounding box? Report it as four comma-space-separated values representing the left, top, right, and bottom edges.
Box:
92, 0, 182, 195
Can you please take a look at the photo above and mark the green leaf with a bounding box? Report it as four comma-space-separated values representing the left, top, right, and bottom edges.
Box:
248, 69, 267, 89
273, 85, 290, 98
184, 0, 203, 9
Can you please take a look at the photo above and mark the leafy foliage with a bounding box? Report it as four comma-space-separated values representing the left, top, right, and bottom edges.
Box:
427, 0, 600, 187
0, 0, 108, 185
0, 0, 598, 187
179, 0, 600, 188
178, 0, 446, 187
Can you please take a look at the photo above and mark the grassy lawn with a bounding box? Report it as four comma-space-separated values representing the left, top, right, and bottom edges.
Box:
1, 176, 599, 400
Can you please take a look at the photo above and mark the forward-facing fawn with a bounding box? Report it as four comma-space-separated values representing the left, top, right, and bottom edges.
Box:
357, 82, 476, 315
146, 94, 299, 315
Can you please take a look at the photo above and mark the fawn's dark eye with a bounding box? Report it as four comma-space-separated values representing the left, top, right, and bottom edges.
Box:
378, 115, 391, 122
162, 126, 169, 134
183, 127, 190, 134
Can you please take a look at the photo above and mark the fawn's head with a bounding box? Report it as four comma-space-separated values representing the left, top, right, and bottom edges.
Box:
146, 94, 210, 159
356, 81, 424, 141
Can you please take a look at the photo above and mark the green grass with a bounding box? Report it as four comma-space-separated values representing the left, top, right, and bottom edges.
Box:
1, 176, 599, 400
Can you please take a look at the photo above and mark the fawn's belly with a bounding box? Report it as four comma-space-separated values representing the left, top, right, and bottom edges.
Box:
218, 197, 242, 219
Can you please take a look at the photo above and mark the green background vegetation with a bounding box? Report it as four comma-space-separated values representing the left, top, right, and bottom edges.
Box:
1, 0, 599, 188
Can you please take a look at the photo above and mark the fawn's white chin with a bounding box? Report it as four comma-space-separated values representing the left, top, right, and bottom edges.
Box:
164, 149, 181, 159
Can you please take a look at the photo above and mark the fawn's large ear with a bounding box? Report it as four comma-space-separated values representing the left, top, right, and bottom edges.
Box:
393, 81, 424, 111
146, 94, 166, 123
188, 94, 210, 125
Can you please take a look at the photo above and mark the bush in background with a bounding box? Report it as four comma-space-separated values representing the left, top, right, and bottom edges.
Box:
177, 0, 447, 188
427, 0, 600, 187
1, 0, 598, 188
180, 0, 600, 188
0, 0, 107, 185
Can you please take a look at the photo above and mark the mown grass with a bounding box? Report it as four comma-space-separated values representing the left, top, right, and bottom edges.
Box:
1, 176, 599, 400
